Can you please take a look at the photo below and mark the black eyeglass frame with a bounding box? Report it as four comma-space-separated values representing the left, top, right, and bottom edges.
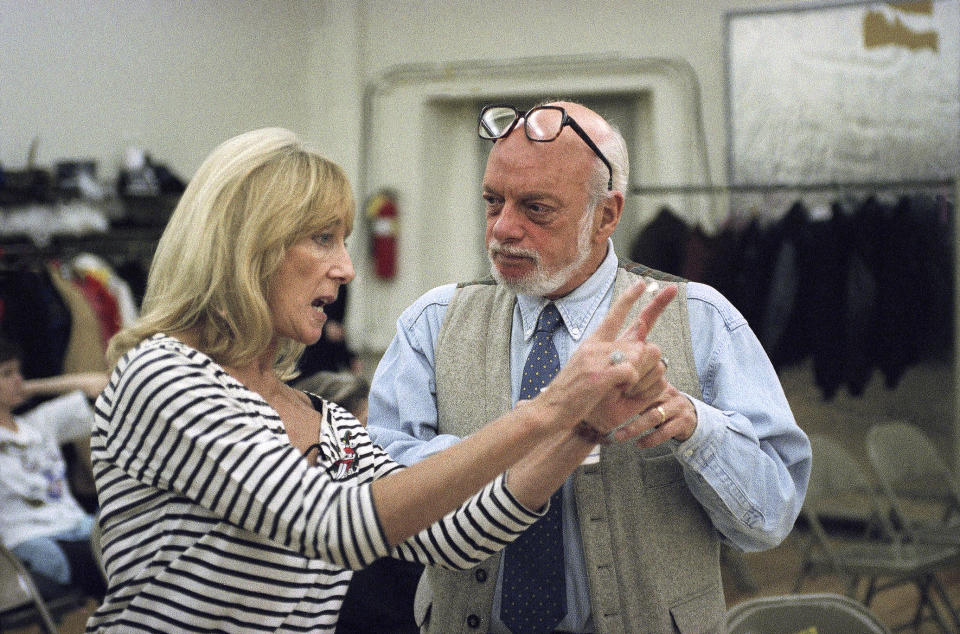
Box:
478, 104, 613, 190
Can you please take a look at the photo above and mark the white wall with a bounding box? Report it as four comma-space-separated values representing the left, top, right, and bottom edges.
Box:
0, 0, 321, 178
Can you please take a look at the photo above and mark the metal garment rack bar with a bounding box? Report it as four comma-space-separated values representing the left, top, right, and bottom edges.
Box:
0, 227, 162, 269
629, 177, 957, 196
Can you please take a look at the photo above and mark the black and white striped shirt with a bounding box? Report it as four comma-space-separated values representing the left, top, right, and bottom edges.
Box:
86, 335, 539, 633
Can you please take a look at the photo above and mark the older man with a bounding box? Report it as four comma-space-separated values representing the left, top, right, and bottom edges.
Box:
368, 101, 810, 634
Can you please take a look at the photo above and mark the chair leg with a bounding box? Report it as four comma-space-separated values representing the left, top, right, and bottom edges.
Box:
913, 576, 931, 630
33, 599, 59, 634
847, 575, 862, 599
929, 573, 960, 631
915, 574, 952, 634
792, 562, 810, 593
925, 604, 951, 634
862, 577, 877, 605
0, 547, 60, 634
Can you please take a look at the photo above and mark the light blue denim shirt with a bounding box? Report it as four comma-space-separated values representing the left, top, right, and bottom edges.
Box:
368, 241, 811, 633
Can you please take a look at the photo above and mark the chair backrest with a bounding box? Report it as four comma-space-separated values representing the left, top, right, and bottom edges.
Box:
725, 593, 892, 634
866, 421, 960, 521
0, 544, 59, 634
804, 435, 894, 540
806, 435, 874, 503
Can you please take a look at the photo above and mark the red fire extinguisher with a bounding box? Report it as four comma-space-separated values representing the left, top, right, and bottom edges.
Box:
366, 189, 398, 279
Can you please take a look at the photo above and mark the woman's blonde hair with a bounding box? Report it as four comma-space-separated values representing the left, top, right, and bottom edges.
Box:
108, 127, 355, 379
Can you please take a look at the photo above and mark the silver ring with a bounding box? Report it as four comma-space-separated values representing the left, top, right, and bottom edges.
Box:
660, 356, 669, 370
609, 349, 627, 365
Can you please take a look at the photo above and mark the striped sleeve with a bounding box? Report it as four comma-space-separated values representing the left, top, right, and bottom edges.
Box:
357, 427, 545, 570
98, 340, 390, 569
392, 472, 545, 569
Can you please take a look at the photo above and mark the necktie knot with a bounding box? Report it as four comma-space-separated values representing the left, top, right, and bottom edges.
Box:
535, 303, 563, 335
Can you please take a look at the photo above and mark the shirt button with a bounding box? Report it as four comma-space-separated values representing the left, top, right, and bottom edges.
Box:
684, 449, 694, 458
466, 614, 481, 628
474, 569, 487, 583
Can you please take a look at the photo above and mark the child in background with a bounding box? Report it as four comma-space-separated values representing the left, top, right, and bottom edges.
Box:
0, 335, 107, 601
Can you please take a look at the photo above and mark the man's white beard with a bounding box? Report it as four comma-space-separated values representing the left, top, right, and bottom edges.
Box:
488, 208, 594, 297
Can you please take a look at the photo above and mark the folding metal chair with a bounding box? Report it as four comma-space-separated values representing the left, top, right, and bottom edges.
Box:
866, 420, 960, 547
794, 434, 960, 633
0, 543, 59, 634
725, 592, 891, 634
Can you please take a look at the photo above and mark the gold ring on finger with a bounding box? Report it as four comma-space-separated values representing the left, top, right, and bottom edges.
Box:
656, 405, 666, 424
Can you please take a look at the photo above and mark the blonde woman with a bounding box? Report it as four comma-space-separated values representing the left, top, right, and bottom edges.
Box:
86, 127, 673, 632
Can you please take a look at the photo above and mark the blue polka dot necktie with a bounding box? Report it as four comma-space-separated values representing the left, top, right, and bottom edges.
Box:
501, 302, 566, 633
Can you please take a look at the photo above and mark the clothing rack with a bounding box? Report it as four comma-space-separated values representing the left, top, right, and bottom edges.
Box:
626, 176, 957, 234
0, 227, 161, 269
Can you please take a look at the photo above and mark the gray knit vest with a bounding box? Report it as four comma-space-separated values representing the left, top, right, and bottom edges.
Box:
416, 264, 724, 633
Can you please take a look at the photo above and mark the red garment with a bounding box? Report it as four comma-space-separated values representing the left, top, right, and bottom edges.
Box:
72, 272, 122, 346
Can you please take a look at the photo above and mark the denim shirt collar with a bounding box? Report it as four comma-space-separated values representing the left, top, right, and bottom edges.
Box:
517, 239, 618, 343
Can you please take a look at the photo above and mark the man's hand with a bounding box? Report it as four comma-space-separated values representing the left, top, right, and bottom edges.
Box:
607, 383, 699, 446
528, 280, 675, 435
577, 282, 677, 437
